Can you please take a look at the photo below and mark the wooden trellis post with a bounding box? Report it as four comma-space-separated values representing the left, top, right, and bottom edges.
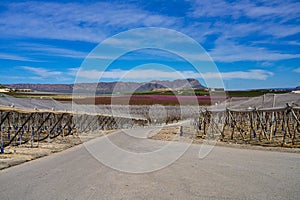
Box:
290, 108, 300, 145
0, 111, 10, 128
269, 94, 276, 140
5, 112, 34, 147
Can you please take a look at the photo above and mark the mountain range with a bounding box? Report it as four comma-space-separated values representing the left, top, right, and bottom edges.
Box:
4, 79, 205, 94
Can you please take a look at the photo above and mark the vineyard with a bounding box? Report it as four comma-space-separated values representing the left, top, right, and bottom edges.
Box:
0, 93, 299, 154
0, 94, 201, 153
194, 93, 300, 147
0, 94, 147, 152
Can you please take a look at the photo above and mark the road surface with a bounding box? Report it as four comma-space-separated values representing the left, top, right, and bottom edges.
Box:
0, 127, 299, 200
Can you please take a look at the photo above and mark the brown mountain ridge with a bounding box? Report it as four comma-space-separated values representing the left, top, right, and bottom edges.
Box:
5, 79, 205, 94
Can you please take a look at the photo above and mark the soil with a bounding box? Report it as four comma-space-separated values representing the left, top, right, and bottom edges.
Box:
0, 130, 115, 170
149, 125, 300, 154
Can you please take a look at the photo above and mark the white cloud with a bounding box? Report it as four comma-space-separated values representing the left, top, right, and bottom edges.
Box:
74, 68, 273, 81
21, 66, 62, 78
8, 67, 275, 83
0, 0, 298, 65
261, 25, 300, 38
294, 68, 300, 73
209, 38, 300, 62
188, 0, 236, 18
67, 68, 80, 76
0, 2, 179, 43
188, 0, 300, 40
19, 44, 88, 58
76, 69, 185, 80
189, 0, 300, 21
0, 53, 36, 62
184, 1, 300, 63
242, 2, 300, 21
75, 69, 103, 80
204, 70, 274, 80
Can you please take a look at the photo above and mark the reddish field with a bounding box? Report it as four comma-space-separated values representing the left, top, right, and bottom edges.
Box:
57, 95, 227, 106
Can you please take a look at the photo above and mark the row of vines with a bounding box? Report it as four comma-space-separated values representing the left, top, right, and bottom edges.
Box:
194, 106, 300, 146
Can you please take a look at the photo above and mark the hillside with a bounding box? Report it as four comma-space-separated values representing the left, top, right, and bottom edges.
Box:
5, 79, 205, 94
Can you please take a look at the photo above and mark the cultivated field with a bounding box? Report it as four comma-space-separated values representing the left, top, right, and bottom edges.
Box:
0, 92, 299, 169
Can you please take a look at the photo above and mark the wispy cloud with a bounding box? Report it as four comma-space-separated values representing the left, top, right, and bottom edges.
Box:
74, 68, 273, 81
21, 66, 62, 78
184, 0, 300, 63
189, 0, 300, 22
0, 2, 179, 43
203, 70, 274, 80
294, 68, 300, 73
0, 1, 298, 63
261, 24, 300, 38
0, 53, 36, 62
209, 38, 300, 62
188, 0, 300, 48
18, 43, 88, 59
0, 0, 298, 89
241, 1, 300, 21
6, 66, 275, 84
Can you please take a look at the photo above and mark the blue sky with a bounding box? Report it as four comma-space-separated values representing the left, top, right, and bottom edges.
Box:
0, 0, 299, 90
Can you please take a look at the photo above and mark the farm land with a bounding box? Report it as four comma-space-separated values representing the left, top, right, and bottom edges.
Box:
0, 89, 299, 170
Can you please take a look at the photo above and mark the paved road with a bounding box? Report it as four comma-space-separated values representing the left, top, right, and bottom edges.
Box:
0, 127, 299, 200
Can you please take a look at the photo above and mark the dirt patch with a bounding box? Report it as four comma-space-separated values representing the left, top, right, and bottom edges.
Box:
149, 125, 300, 153
149, 126, 179, 141
149, 125, 193, 143
0, 130, 116, 170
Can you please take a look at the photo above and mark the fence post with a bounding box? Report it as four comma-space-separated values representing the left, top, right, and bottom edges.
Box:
179, 126, 183, 136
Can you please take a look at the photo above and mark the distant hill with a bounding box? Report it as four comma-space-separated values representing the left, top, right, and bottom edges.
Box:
5, 79, 205, 94
295, 86, 300, 90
